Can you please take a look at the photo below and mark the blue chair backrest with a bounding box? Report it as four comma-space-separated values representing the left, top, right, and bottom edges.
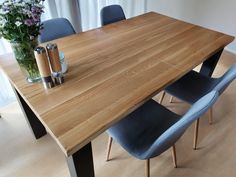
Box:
100, 5, 126, 26
142, 90, 219, 159
214, 63, 236, 95
39, 18, 76, 43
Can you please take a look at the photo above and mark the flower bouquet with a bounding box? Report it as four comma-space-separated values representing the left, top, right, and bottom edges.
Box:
0, 0, 45, 82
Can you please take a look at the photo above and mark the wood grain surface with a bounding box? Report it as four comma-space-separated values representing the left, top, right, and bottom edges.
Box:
0, 12, 234, 156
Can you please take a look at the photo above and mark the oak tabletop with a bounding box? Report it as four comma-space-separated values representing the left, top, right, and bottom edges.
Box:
0, 12, 234, 156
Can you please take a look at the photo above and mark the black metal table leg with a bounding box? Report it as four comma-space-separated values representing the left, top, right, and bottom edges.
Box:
200, 49, 224, 77
13, 88, 47, 139
67, 143, 95, 177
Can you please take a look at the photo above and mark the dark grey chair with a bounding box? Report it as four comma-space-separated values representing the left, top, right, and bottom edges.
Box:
38, 18, 76, 43
107, 91, 219, 177
100, 5, 126, 26
159, 63, 236, 149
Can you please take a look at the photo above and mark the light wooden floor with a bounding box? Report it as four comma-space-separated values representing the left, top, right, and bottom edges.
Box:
1, 51, 236, 177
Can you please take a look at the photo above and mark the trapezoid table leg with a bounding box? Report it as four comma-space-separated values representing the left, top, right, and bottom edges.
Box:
13, 87, 47, 139
67, 142, 95, 177
200, 49, 224, 77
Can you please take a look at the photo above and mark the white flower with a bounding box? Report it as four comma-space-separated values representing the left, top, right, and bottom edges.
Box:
15, 21, 22, 27
34, 4, 44, 8
0, 9, 8, 15
4, 2, 13, 6
0, 19, 7, 28
25, 0, 33, 2
22, 9, 31, 14
15, 2, 25, 6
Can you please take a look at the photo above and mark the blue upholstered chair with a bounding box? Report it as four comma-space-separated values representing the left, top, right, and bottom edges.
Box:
159, 63, 236, 149
100, 5, 126, 26
107, 91, 219, 177
38, 18, 76, 43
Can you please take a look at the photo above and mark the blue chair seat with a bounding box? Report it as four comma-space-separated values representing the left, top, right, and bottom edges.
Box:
166, 70, 219, 104
108, 99, 180, 160
166, 63, 236, 105
161, 64, 236, 151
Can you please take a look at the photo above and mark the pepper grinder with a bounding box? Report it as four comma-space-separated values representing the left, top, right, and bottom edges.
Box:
34, 47, 55, 89
46, 43, 64, 85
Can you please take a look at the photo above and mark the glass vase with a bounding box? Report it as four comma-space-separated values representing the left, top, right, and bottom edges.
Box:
10, 39, 41, 83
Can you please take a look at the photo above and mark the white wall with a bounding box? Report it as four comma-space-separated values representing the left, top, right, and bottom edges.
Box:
147, 0, 236, 54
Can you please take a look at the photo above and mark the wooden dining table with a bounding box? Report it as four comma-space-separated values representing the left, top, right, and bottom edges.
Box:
0, 12, 234, 177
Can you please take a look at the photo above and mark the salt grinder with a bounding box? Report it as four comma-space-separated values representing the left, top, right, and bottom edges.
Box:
34, 47, 55, 89
46, 43, 64, 85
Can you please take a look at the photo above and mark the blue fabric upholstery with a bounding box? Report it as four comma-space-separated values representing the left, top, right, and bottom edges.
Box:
107, 91, 219, 160
100, 5, 126, 26
38, 18, 76, 43
166, 63, 236, 104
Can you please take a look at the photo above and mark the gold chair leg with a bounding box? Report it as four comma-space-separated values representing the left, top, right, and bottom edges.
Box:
159, 91, 166, 104
169, 96, 174, 103
208, 107, 213, 125
193, 119, 200, 150
145, 159, 150, 177
171, 145, 177, 168
106, 136, 113, 161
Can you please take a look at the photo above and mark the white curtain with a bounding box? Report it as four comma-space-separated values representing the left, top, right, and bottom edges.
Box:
0, 1, 13, 109
80, 0, 147, 31
0, 70, 15, 107
42, 0, 82, 32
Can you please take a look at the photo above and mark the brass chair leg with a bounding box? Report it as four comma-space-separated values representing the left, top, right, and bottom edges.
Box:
193, 119, 200, 150
171, 145, 177, 168
208, 107, 213, 125
106, 136, 113, 161
145, 159, 150, 177
169, 96, 174, 103
159, 91, 166, 104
